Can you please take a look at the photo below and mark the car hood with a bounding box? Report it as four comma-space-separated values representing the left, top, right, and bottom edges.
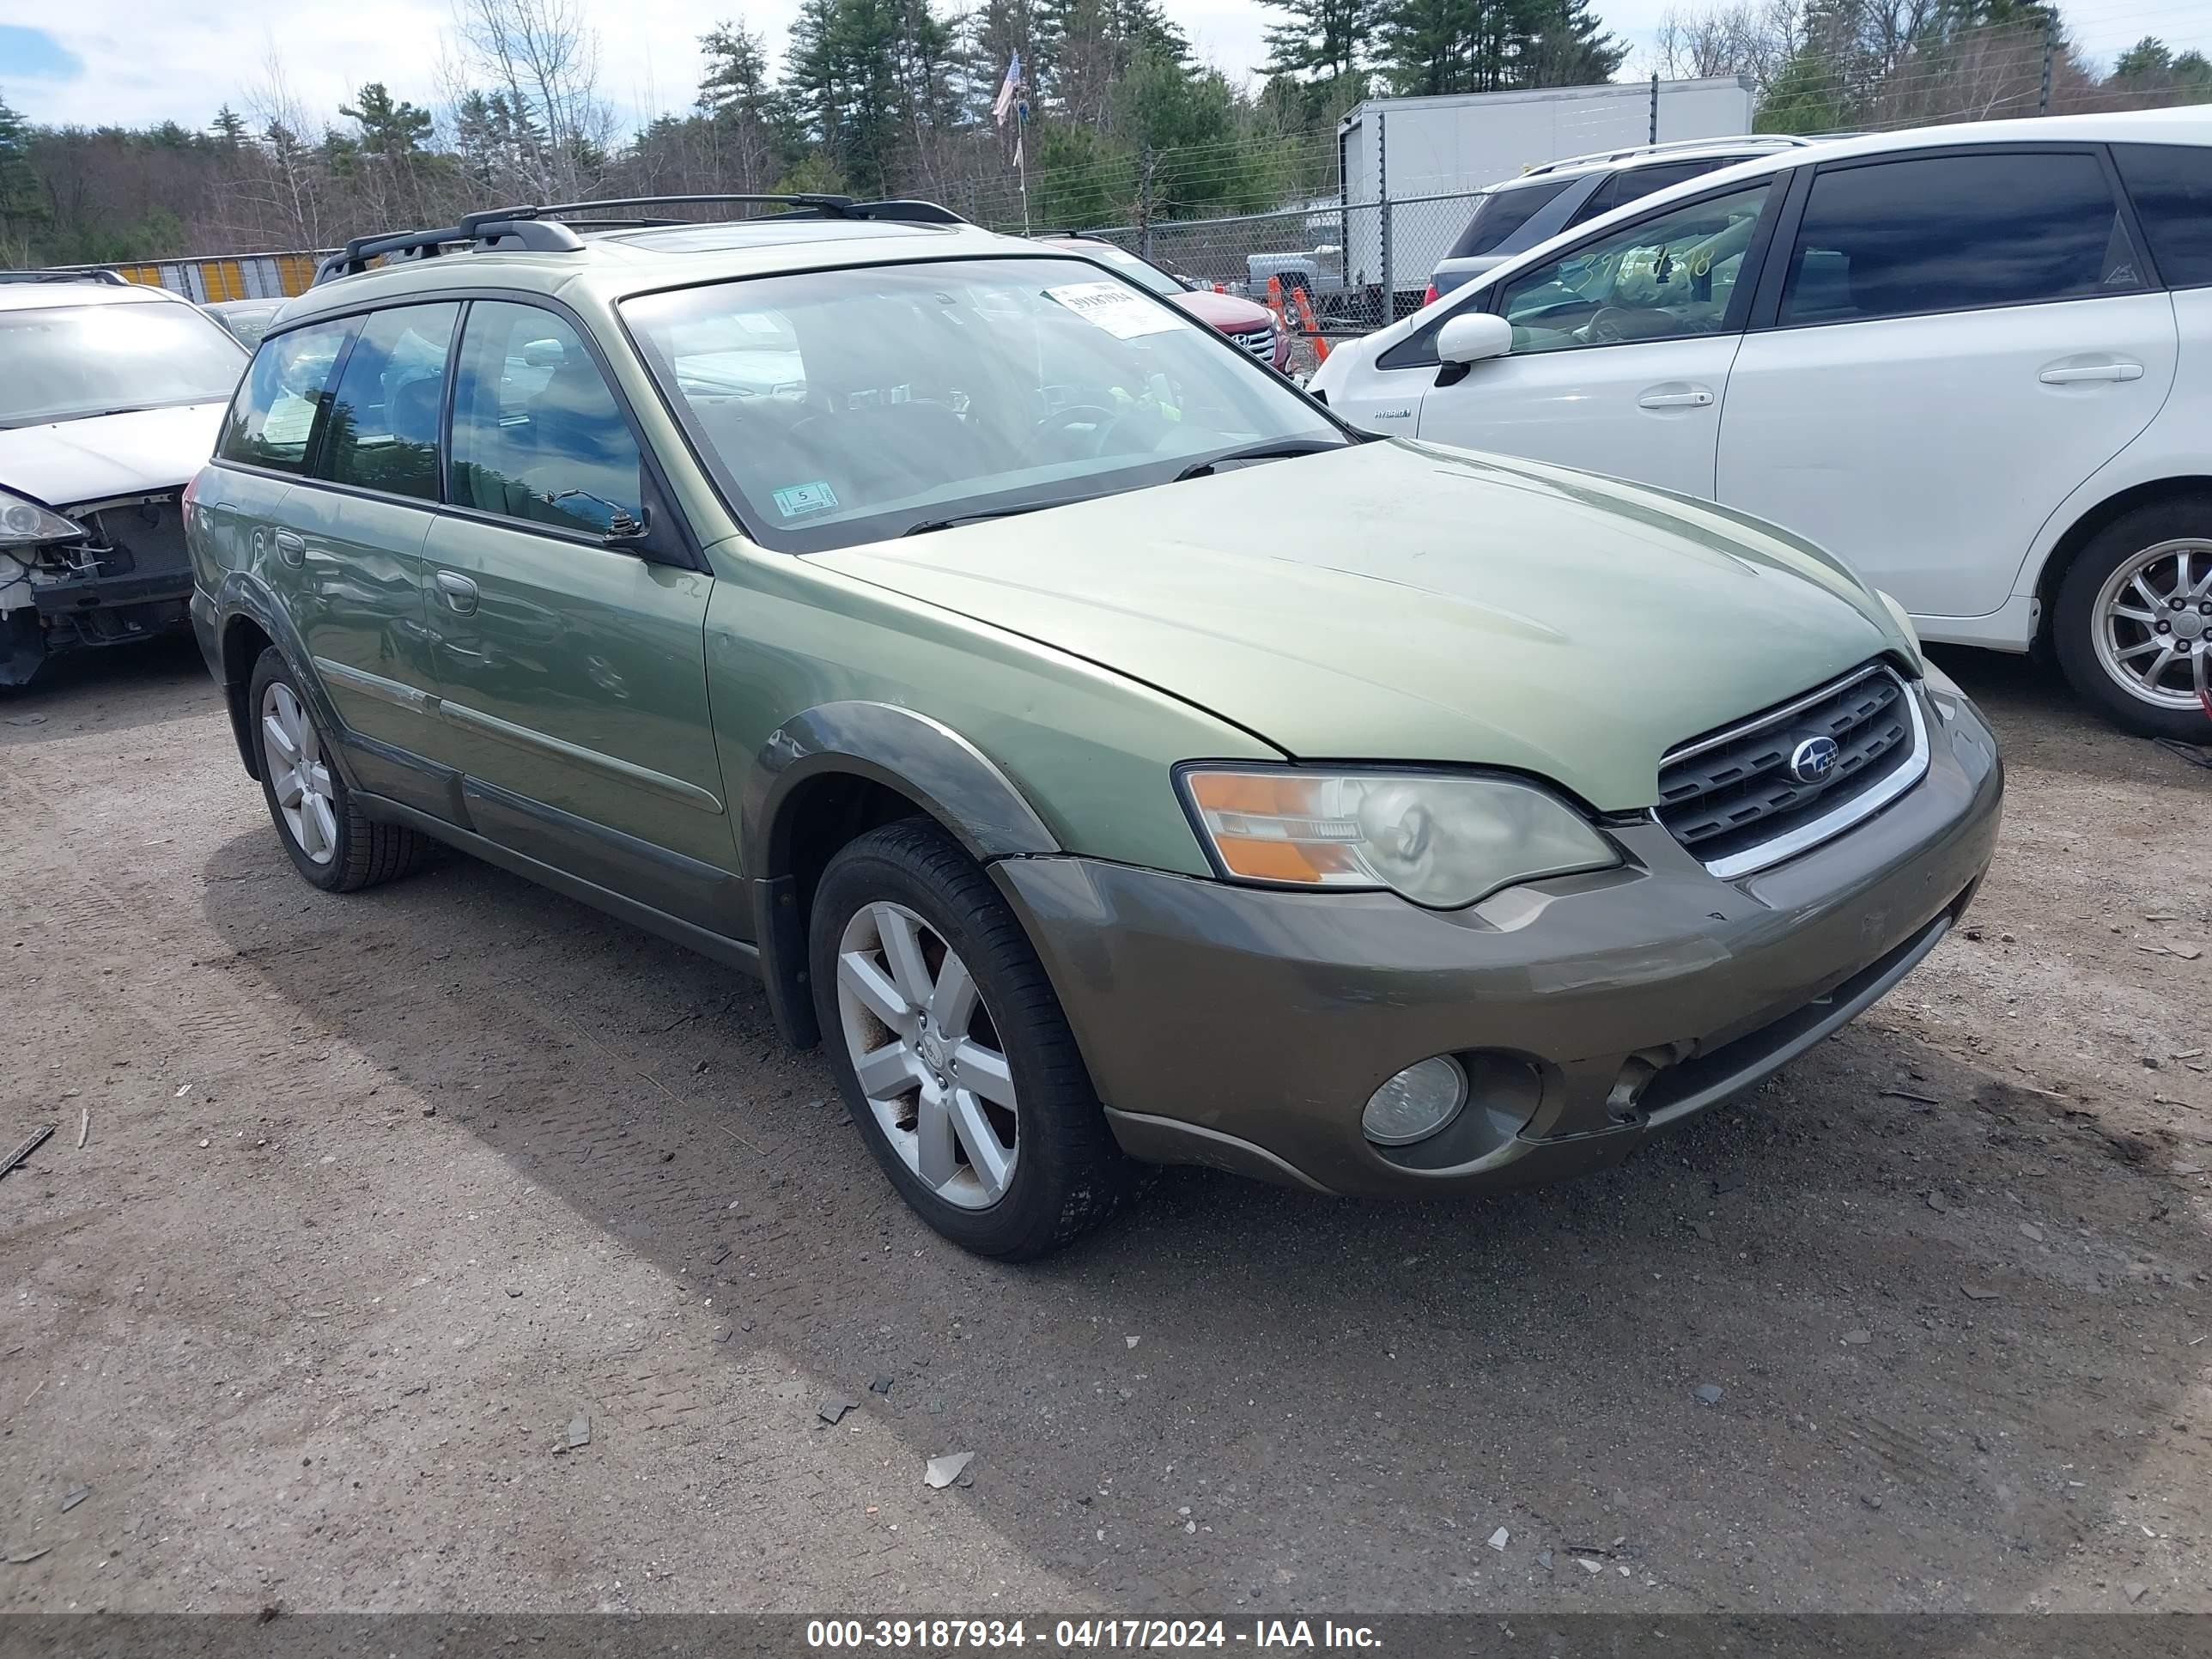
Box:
815, 441, 1916, 814
0, 403, 228, 510
1171, 290, 1275, 331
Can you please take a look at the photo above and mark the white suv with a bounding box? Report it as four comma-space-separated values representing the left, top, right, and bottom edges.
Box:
1312, 107, 2212, 740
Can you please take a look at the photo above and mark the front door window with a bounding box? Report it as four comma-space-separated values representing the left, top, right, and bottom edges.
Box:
1498, 182, 1772, 354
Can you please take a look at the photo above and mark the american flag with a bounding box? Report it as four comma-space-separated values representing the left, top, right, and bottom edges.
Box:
992, 51, 1024, 128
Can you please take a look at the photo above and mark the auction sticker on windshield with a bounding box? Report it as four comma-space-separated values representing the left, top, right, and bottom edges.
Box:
1044, 282, 1180, 340
773, 481, 840, 518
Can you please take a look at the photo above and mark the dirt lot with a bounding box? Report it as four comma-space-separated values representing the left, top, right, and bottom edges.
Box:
0, 635, 2207, 1615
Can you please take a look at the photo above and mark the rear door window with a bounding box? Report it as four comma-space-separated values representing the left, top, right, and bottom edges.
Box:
447, 303, 642, 535
1446, 178, 1577, 259
217, 319, 354, 474
2112, 143, 2212, 289
1778, 151, 2143, 326
315, 303, 459, 501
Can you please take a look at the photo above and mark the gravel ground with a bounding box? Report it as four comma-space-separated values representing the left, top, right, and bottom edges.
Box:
0, 635, 2206, 1615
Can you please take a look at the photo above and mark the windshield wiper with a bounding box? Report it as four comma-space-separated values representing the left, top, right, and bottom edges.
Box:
1172, 438, 1345, 483
902, 498, 1091, 537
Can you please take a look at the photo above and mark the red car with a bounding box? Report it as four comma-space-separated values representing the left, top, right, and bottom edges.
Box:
1036, 235, 1292, 374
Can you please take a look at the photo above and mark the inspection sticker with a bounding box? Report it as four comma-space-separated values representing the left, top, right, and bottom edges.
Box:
772, 481, 840, 518
1043, 281, 1181, 340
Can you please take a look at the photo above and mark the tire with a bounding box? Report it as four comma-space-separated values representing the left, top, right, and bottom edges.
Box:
248, 647, 430, 893
2052, 496, 2212, 742
809, 817, 1135, 1260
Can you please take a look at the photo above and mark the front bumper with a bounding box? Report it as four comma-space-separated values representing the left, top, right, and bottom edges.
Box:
994, 686, 2002, 1197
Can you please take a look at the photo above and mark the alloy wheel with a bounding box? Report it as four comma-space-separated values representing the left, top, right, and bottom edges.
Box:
261, 681, 338, 866
2093, 539, 2212, 711
835, 901, 1018, 1210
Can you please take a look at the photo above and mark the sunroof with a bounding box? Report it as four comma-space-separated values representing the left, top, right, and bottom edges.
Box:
604, 220, 941, 253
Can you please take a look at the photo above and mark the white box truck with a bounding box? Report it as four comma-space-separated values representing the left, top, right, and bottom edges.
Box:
1254, 76, 1759, 325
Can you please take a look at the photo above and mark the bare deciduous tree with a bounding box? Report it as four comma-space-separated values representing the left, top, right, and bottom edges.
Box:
1652, 0, 1800, 93
451, 0, 614, 201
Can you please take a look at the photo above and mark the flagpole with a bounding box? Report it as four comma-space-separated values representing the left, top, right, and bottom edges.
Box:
1018, 105, 1030, 236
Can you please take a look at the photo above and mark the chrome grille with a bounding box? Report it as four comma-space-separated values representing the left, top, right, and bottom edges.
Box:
1656, 664, 1926, 878
1230, 327, 1274, 361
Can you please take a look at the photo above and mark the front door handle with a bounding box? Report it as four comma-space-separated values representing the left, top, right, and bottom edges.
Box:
1638, 386, 1715, 409
435, 571, 480, 616
272, 530, 307, 568
2039, 362, 2143, 385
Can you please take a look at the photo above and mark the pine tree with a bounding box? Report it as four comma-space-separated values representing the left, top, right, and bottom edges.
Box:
341, 83, 434, 165
1260, 0, 1373, 87
785, 0, 846, 152
699, 21, 779, 124
453, 90, 499, 188
1375, 0, 1479, 95
0, 92, 46, 262
1516, 0, 1624, 86
210, 106, 248, 149
957, 0, 1039, 125
781, 0, 956, 198
1036, 0, 1188, 122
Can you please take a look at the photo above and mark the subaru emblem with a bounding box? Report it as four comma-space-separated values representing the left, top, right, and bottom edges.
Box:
1788, 736, 1841, 785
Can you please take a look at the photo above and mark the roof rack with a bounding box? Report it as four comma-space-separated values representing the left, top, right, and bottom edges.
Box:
0, 268, 134, 287
1521, 133, 1810, 178
312, 193, 969, 284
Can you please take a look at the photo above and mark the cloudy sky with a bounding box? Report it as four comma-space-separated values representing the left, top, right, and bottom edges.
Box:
1, 0, 2205, 134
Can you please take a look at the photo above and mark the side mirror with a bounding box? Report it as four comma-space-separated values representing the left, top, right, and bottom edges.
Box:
1436, 312, 1513, 367
602, 507, 690, 568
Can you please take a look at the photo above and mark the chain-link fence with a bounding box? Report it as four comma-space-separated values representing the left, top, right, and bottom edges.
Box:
1081, 192, 1486, 334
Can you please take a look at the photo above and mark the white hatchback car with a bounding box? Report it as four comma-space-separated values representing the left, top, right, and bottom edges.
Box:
1311, 107, 2212, 740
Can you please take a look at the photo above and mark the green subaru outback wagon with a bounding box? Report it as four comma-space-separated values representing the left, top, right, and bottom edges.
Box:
186, 194, 2002, 1258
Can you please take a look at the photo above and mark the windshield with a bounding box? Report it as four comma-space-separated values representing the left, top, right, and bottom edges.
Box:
623, 256, 1342, 551
0, 301, 246, 428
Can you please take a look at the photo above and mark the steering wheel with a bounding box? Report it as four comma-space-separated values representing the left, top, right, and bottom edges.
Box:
1583, 307, 1644, 346
1031, 403, 1121, 459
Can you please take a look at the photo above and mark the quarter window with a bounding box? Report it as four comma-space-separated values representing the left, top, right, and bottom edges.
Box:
1778, 152, 2142, 326
316, 303, 459, 501
2113, 143, 2212, 289
1498, 181, 1771, 355
448, 303, 642, 535
216, 319, 354, 474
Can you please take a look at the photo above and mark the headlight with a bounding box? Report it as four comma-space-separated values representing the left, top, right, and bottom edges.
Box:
1920, 656, 1968, 726
1179, 767, 1620, 909
1875, 589, 1924, 666
0, 489, 85, 548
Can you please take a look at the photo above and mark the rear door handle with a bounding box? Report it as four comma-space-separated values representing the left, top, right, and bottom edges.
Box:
1638, 387, 1715, 409
2039, 362, 2142, 384
435, 571, 480, 616
272, 530, 307, 568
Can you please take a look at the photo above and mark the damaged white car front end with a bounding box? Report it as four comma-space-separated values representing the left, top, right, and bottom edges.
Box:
0, 282, 245, 685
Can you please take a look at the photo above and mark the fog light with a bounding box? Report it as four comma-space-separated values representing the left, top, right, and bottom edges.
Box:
1362, 1056, 1468, 1146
